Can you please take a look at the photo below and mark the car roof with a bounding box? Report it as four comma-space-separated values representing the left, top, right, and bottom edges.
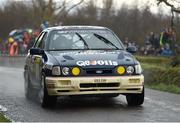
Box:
44, 25, 111, 32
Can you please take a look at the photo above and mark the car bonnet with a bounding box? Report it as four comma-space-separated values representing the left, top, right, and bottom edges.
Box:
49, 50, 136, 68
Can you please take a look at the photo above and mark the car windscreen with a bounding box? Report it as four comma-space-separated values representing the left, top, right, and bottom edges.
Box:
48, 29, 124, 50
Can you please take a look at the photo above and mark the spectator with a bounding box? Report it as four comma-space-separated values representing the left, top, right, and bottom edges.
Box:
27, 34, 36, 50
160, 28, 170, 47
161, 43, 174, 56
168, 27, 176, 50
124, 37, 129, 49
0, 38, 4, 54
149, 32, 156, 46
40, 21, 49, 31
8, 38, 18, 56
149, 32, 160, 50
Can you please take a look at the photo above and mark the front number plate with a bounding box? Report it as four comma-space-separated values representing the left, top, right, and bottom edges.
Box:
94, 79, 107, 83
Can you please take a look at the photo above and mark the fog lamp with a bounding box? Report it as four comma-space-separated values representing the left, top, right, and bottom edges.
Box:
72, 67, 80, 76
117, 66, 125, 75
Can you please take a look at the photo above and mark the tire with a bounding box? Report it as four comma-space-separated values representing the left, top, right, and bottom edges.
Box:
126, 87, 144, 106
39, 75, 57, 108
24, 71, 32, 99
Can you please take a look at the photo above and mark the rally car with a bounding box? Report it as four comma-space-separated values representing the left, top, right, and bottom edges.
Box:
24, 26, 144, 108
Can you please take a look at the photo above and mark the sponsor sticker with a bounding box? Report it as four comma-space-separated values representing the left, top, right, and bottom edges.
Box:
76, 60, 118, 66
57, 30, 111, 34
59, 50, 118, 55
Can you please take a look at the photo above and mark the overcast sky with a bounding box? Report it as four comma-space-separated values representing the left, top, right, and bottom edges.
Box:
0, 0, 171, 14
101, 0, 170, 14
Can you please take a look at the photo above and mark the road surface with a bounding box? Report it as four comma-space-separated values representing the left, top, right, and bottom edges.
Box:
0, 57, 180, 122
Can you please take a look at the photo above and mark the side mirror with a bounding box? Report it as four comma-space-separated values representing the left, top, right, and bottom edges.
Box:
126, 46, 137, 54
30, 48, 44, 55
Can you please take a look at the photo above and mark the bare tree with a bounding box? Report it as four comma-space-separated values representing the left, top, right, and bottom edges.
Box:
157, 0, 180, 56
0, 0, 179, 46
100, 0, 115, 27
31, 0, 84, 25
157, 0, 180, 13
157, 0, 180, 27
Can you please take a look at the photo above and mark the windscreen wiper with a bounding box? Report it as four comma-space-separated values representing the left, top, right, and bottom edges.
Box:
93, 33, 119, 50
75, 33, 89, 49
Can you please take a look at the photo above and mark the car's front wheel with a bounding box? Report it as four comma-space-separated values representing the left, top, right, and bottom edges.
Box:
39, 75, 57, 108
126, 87, 144, 106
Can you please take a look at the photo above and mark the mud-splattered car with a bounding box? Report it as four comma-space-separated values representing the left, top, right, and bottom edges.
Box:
24, 26, 144, 108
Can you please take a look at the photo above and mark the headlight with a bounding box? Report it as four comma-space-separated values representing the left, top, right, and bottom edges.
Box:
117, 66, 126, 75
135, 63, 142, 74
62, 67, 70, 75
52, 66, 61, 75
72, 67, 80, 76
126, 66, 134, 74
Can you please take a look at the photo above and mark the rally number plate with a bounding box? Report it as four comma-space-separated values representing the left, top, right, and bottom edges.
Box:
94, 79, 107, 83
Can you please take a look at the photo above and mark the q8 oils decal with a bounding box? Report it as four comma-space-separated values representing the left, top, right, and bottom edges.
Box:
76, 60, 118, 66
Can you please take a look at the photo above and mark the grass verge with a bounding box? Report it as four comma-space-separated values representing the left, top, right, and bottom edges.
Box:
0, 113, 10, 122
146, 83, 180, 94
136, 55, 171, 65
137, 56, 180, 94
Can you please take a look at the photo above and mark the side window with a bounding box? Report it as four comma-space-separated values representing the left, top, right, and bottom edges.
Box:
38, 33, 47, 49
34, 32, 45, 48
33, 32, 44, 47
34, 32, 47, 49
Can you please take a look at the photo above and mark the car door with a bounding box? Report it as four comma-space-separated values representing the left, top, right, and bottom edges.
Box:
27, 32, 44, 87
30, 32, 47, 88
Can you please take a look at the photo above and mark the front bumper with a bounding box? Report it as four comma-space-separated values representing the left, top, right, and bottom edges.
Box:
45, 75, 144, 96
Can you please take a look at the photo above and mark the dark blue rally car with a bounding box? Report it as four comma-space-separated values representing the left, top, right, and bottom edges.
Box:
24, 26, 144, 108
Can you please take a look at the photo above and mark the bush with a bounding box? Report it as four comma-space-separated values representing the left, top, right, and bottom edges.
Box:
138, 56, 180, 93
0, 114, 10, 122
170, 56, 180, 67
142, 63, 180, 87
147, 83, 180, 94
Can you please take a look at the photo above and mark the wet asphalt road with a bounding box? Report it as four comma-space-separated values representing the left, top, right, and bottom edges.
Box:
0, 57, 180, 122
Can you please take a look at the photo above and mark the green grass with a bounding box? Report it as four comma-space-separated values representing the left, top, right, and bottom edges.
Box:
142, 62, 180, 87
0, 114, 10, 122
141, 63, 169, 69
136, 56, 171, 65
146, 83, 180, 94
137, 56, 180, 94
